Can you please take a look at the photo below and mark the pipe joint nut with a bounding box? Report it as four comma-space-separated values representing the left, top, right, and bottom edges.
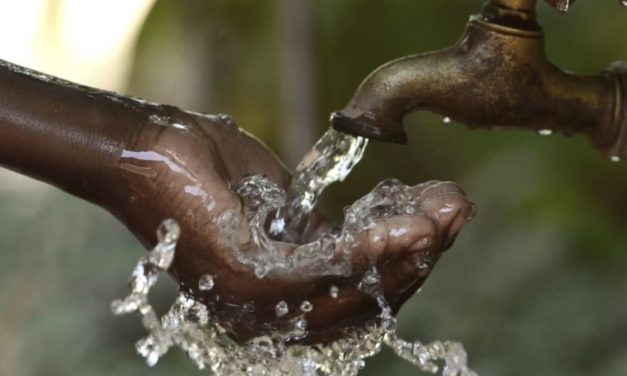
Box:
606, 62, 627, 161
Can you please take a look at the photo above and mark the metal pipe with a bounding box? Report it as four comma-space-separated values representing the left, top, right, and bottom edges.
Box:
493, 0, 537, 10
331, 0, 627, 161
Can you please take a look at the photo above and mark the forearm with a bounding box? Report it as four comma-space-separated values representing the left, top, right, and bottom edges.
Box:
0, 59, 292, 248
0, 59, 148, 203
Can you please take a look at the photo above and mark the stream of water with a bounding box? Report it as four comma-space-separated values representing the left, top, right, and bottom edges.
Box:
270, 128, 368, 243
112, 127, 476, 375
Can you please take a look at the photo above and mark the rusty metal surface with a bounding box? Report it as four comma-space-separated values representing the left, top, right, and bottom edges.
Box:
332, 0, 627, 160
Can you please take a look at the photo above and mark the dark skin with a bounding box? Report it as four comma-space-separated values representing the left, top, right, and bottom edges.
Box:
124, 114, 475, 343
0, 60, 475, 344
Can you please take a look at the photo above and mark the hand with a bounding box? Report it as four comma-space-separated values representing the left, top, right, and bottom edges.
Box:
0, 62, 474, 344
104, 108, 476, 344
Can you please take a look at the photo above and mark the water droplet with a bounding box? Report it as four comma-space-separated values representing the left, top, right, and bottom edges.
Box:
537, 129, 553, 136
301, 358, 317, 375
358, 268, 382, 297
157, 219, 180, 244
149, 114, 170, 127
610, 155, 622, 162
287, 316, 308, 340
148, 114, 190, 131
380, 309, 397, 333
170, 122, 189, 131
362, 269, 380, 286
198, 274, 215, 291
269, 217, 285, 236
329, 285, 340, 299
442, 116, 451, 124
275, 300, 289, 317
136, 336, 161, 367
255, 265, 269, 279
186, 301, 210, 325
556, 0, 570, 12
217, 113, 235, 126
300, 300, 313, 312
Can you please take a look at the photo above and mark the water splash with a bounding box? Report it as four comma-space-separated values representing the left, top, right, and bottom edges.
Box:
271, 129, 368, 242
113, 180, 476, 375
113, 127, 475, 374
236, 175, 285, 234
342, 178, 429, 240
111, 219, 179, 317
228, 177, 464, 281
230, 175, 351, 279
357, 268, 476, 376
113, 226, 475, 375
112, 235, 383, 374
198, 274, 215, 291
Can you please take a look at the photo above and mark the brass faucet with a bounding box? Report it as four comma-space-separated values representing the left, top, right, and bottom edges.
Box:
331, 0, 627, 161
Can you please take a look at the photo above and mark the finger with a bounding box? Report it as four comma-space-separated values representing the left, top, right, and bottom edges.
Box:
376, 182, 475, 301
366, 214, 435, 261
416, 181, 475, 245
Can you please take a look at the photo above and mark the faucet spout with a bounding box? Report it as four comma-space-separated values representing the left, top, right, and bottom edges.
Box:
331, 0, 627, 160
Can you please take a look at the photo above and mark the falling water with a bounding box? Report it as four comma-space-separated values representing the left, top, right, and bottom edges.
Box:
113, 127, 475, 375
270, 128, 368, 243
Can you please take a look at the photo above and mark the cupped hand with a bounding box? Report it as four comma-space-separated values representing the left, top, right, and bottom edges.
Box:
111, 107, 475, 344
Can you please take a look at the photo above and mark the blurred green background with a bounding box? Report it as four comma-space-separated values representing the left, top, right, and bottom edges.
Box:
0, 1, 626, 375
